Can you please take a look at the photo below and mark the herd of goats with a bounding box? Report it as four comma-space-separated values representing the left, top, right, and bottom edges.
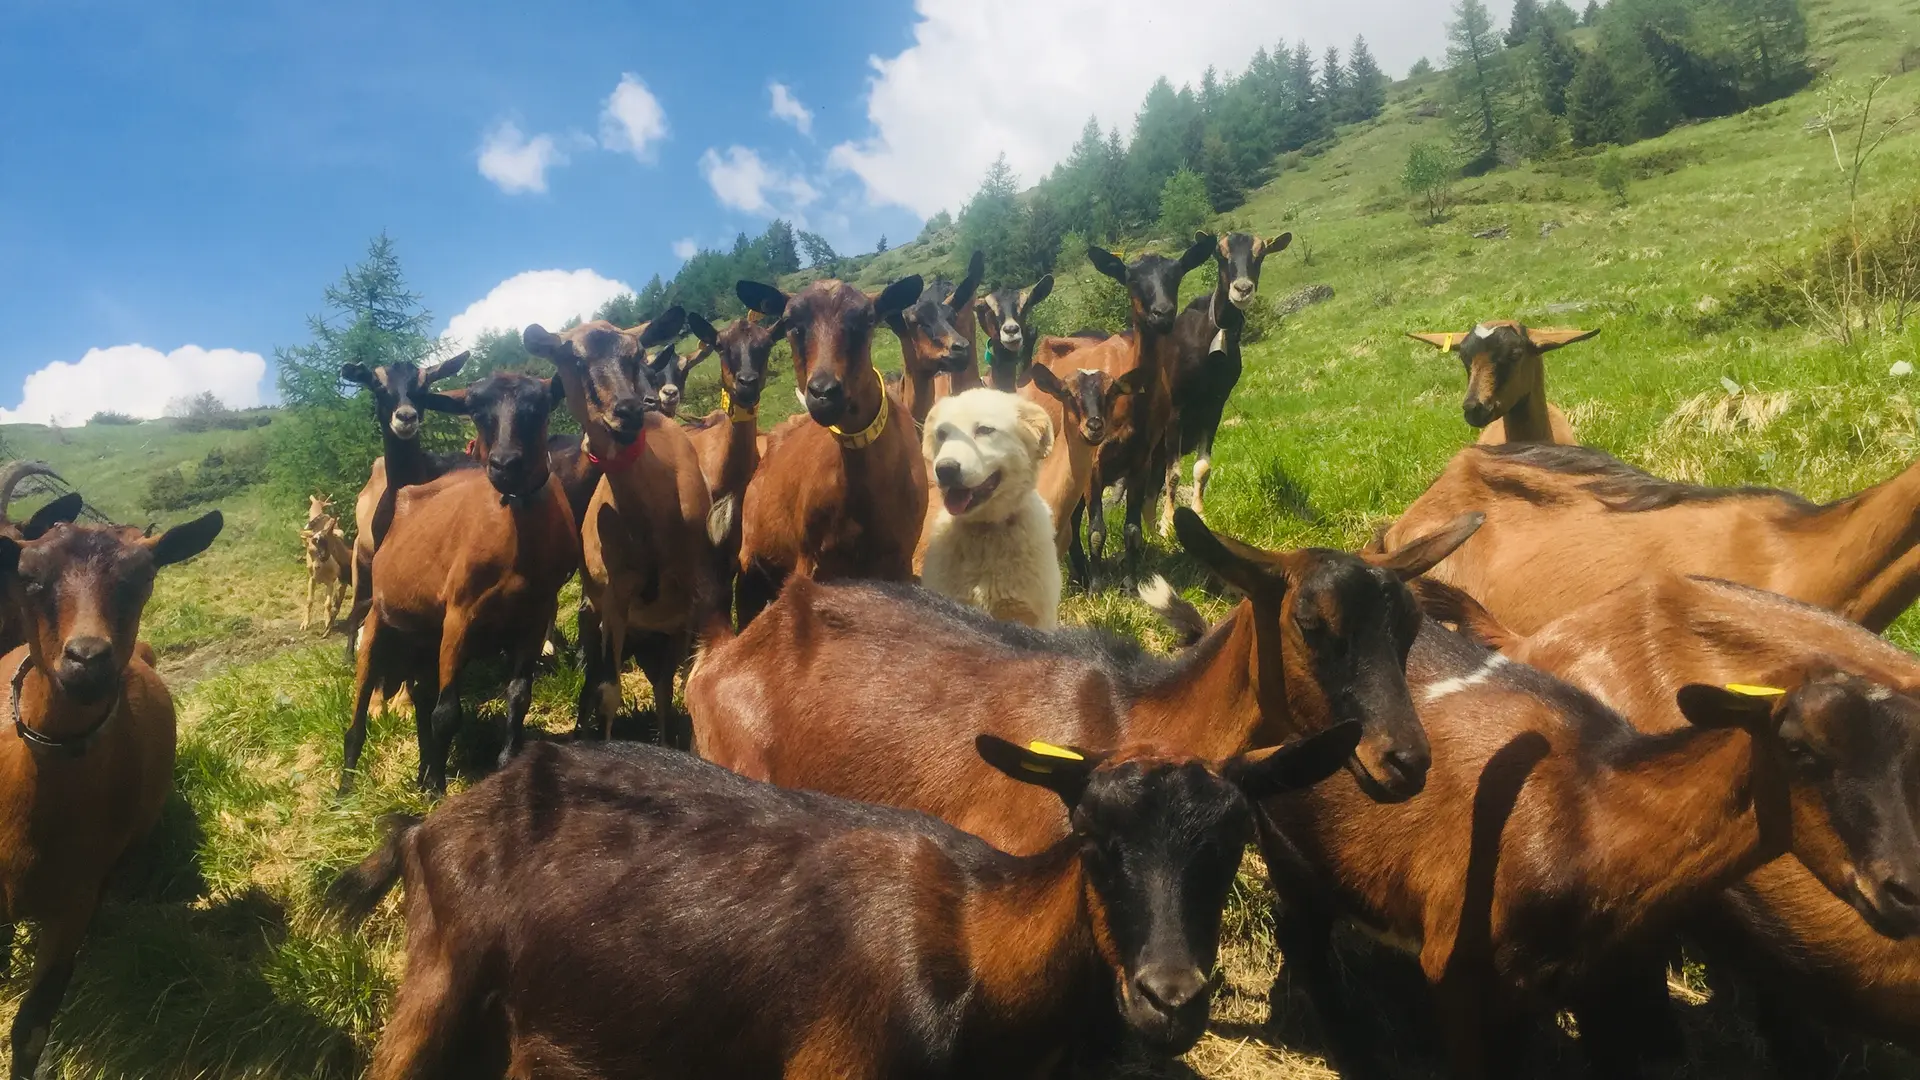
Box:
2, 228, 1920, 1079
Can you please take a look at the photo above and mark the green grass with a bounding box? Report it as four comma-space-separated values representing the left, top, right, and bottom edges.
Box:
9, 0, 1920, 1074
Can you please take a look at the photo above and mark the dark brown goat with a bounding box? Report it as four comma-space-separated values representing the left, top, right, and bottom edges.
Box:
975, 274, 1055, 390
0, 512, 222, 1079
891, 251, 984, 424
329, 725, 1358, 1080
649, 339, 714, 419
691, 509, 1483, 852
1422, 573, 1920, 1076
734, 276, 928, 626
523, 309, 721, 748
340, 351, 470, 661
1245, 606, 1920, 1080
1021, 361, 1144, 565
682, 302, 782, 618
1163, 231, 1290, 530
342, 373, 578, 792
1379, 441, 1920, 634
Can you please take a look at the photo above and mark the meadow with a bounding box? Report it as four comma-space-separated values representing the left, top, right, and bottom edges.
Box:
5, 0, 1920, 1073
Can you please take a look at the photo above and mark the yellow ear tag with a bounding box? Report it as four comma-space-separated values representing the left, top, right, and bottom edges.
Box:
1028, 741, 1084, 760
1726, 683, 1787, 698
1441, 333, 1456, 350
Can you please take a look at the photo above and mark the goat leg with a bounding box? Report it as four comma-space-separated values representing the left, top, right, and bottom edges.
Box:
303, 575, 315, 631
423, 622, 470, 794
1086, 471, 1109, 593
9, 900, 91, 1080
0, 922, 12, 980
1121, 465, 1151, 590
341, 621, 383, 795
1159, 427, 1182, 538
344, 555, 373, 667
1570, 948, 1684, 1078
573, 604, 608, 741
499, 656, 535, 771
1269, 902, 1395, 1080
1066, 499, 1090, 590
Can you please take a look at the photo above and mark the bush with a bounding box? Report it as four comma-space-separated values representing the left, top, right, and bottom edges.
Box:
88, 411, 139, 426
1029, 269, 1134, 339
1402, 142, 1458, 223
166, 391, 255, 433
1157, 169, 1213, 240
142, 441, 269, 513
1595, 151, 1631, 205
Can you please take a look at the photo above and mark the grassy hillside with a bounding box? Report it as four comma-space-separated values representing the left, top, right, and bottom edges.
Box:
7, 0, 1920, 1074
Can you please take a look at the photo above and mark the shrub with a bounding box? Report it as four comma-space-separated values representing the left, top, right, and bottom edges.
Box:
1157, 169, 1213, 241
1402, 142, 1458, 224
142, 441, 269, 513
88, 411, 139, 426
1595, 151, 1631, 205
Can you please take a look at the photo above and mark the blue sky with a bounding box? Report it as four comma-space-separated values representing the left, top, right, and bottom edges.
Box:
0, 0, 1463, 426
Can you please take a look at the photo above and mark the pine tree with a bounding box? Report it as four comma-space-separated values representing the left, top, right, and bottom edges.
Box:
1347, 36, 1389, 121
761, 219, 801, 275
1200, 130, 1243, 210
798, 231, 839, 271
1534, 21, 1580, 116
1157, 169, 1212, 239
875, 235, 888, 254
960, 154, 1030, 285
1410, 57, 1436, 77
1582, 0, 1602, 26
1321, 46, 1348, 123
1567, 48, 1628, 145
1288, 40, 1329, 146
1730, 0, 1811, 103
1506, 0, 1541, 46
1447, 0, 1512, 172
1543, 0, 1580, 30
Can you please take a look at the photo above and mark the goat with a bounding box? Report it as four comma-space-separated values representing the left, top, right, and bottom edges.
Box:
339, 351, 470, 662
1421, 572, 1920, 1076
1049, 237, 1215, 589
1021, 361, 1145, 574
683, 301, 783, 620
974, 274, 1055, 391
341, 372, 578, 793
648, 339, 714, 419
302, 518, 351, 633
522, 310, 722, 749
1407, 322, 1596, 444
1162, 231, 1291, 531
328, 724, 1359, 1080
1379, 441, 1920, 634
1244, 601, 1920, 1080
305, 493, 334, 531
0, 511, 223, 1080
891, 251, 984, 425
691, 508, 1481, 852
0, 493, 88, 657
734, 276, 927, 627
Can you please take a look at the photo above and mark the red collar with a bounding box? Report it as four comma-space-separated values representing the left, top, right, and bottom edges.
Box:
587, 428, 648, 473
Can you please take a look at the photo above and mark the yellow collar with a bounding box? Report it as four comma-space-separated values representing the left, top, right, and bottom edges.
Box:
828, 381, 891, 449
720, 386, 758, 425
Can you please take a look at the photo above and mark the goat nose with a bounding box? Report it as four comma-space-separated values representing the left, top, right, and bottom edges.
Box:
488, 451, 524, 473
934, 460, 963, 487
1382, 745, 1431, 788
613, 399, 648, 425
807, 375, 843, 402
63, 637, 112, 670
1133, 966, 1208, 1014
393, 407, 419, 424
1877, 870, 1920, 914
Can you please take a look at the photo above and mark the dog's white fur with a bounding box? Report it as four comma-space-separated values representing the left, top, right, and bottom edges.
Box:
919, 388, 1061, 629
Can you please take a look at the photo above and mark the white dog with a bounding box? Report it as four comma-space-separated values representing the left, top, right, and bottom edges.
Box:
920, 388, 1061, 629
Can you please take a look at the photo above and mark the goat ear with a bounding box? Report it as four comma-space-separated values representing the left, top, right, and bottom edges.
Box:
421, 351, 469, 386
950, 251, 986, 312
875, 276, 924, 321
21, 493, 84, 540
1178, 234, 1217, 274
420, 389, 468, 415
1676, 684, 1784, 732
1527, 327, 1600, 352
685, 312, 720, 348
1173, 508, 1283, 595
1260, 233, 1294, 258
1088, 246, 1128, 285
638, 306, 688, 349
1111, 365, 1150, 397
340, 363, 375, 388
1014, 396, 1055, 460
737, 281, 790, 318
647, 347, 675, 376
1365, 512, 1483, 581
1407, 332, 1464, 352
523, 324, 563, 359
148, 511, 224, 568
1226, 721, 1362, 800
1024, 363, 1071, 405
1020, 275, 1054, 316
975, 734, 1106, 810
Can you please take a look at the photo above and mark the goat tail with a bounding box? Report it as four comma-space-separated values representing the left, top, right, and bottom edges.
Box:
1137, 575, 1208, 648
1409, 579, 1521, 652
324, 813, 421, 927
707, 494, 736, 550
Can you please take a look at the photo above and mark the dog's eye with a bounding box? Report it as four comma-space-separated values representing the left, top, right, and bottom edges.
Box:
974, 425, 996, 437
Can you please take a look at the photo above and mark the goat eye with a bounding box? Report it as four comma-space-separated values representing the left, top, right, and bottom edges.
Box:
1785, 742, 1828, 776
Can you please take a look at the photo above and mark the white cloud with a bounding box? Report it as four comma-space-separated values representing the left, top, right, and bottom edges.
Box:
827, 0, 1458, 218
699, 145, 820, 219
769, 82, 814, 136
672, 237, 698, 260
599, 73, 669, 162
442, 269, 635, 350
0, 344, 266, 427
478, 121, 568, 195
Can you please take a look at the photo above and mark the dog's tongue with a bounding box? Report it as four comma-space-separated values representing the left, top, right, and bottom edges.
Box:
943, 487, 975, 516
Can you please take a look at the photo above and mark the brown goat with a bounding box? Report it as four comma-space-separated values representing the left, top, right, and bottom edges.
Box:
523, 309, 721, 748
734, 276, 928, 627
329, 726, 1358, 1080
342, 373, 578, 792
691, 508, 1482, 852
340, 351, 471, 662
1407, 322, 1596, 444
1248, 605, 1920, 1080
0, 512, 223, 1079
1021, 361, 1145, 562
1379, 441, 1920, 634
302, 519, 351, 633
682, 302, 783, 616
890, 251, 984, 425
974, 274, 1056, 391
1422, 573, 1920, 1075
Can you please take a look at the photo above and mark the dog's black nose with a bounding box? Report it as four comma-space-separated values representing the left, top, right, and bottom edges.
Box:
935, 461, 962, 487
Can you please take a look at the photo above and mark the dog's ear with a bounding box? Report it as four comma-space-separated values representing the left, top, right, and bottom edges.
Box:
1014, 396, 1055, 461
